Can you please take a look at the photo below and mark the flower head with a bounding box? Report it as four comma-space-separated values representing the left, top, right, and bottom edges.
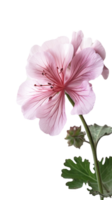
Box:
17, 31, 105, 135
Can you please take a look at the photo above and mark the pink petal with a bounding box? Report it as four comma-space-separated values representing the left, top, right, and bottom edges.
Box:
27, 43, 73, 84
26, 35, 70, 61
77, 37, 108, 60
36, 91, 69, 137
24, 52, 60, 85
67, 48, 103, 84
71, 30, 84, 56
14, 79, 46, 121
102, 65, 109, 79
47, 43, 74, 76
76, 37, 95, 53
66, 81, 96, 115
92, 40, 106, 60
14, 80, 69, 137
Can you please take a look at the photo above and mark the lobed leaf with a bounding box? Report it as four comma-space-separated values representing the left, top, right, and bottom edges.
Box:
61, 156, 112, 198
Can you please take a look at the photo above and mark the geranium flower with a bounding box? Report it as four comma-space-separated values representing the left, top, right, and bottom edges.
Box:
17, 34, 104, 135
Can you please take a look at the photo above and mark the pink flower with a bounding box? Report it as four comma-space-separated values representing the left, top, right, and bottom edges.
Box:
17, 34, 104, 136
71, 31, 109, 79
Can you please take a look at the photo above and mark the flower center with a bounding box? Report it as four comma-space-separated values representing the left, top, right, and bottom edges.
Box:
34, 67, 65, 100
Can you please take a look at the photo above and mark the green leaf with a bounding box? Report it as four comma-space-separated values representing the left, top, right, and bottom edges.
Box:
84, 122, 112, 147
87, 189, 112, 198
83, 122, 112, 163
61, 156, 112, 198
61, 156, 97, 189
66, 179, 83, 189
99, 156, 112, 197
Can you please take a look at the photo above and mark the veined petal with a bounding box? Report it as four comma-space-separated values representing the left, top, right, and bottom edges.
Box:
102, 65, 109, 79
66, 81, 96, 115
71, 30, 84, 56
36, 91, 67, 136
47, 43, 74, 76
77, 37, 108, 61
24, 43, 73, 84
14, 79, 54, 121
25, 35, 70, 61
14, 79, 69, 137
26, 51, 62, 84
67, 48, 103, 84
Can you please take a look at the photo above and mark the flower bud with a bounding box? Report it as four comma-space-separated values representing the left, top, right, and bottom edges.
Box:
65, 126, 86, 148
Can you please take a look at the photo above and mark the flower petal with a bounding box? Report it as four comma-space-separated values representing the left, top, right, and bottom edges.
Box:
26, 51, 62, 84
77, 37, 95, 53
92, 40, 106, 60
102, 65, 109, 79
25, 35, 70, 61
14, 79, 53, 121
36, 91, 67, 136
71, 30, 84, 56
24, 43, 73, 84
14, 79, 69, 137
66, 81, 96, 115
77, 37, 108, 60
47, 43, 74, 77
67, 48, 103, 84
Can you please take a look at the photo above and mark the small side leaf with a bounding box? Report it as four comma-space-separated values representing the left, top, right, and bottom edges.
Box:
84, 122, 112, 147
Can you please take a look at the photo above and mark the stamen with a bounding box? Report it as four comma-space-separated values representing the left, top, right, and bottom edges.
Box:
57, 67, 63, 73
56, 66, 63, 84
42, 70, 47, 76
60, 68, 63, 72
34, 67, 63, 101
34, 84, 42, 87
34, 84, 47, 87
42, 70, 58, 85
49, 92, 57, 100
49, 96, 52, 100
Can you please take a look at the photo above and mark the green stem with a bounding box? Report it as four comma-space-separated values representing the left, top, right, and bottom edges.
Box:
79, 115, 103, 200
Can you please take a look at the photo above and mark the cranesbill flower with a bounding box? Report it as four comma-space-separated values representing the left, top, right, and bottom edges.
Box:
17, 34, 104, 135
